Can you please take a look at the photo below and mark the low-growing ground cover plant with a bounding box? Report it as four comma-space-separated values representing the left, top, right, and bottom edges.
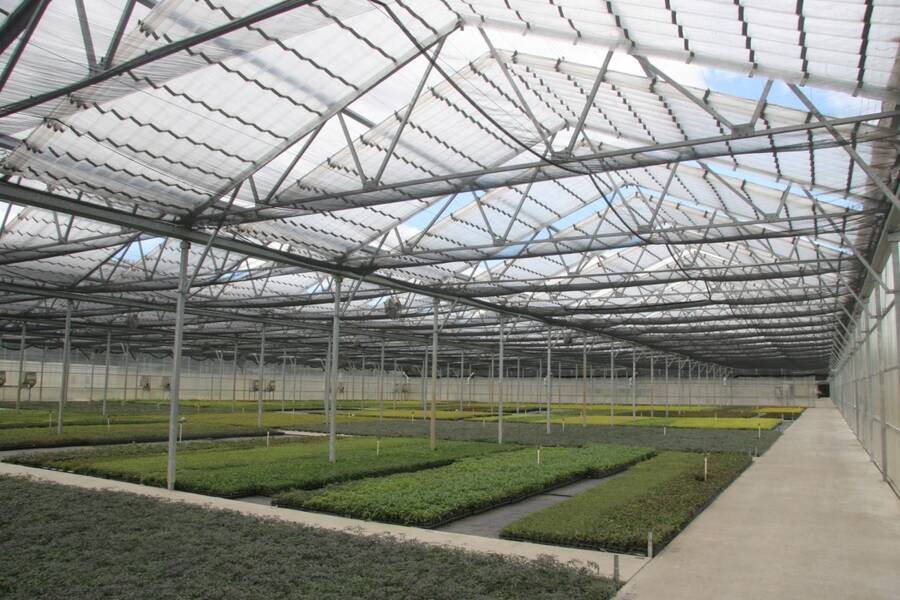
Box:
552, 403, 715, 414
0, 476, 617, 600
11, 437, 509, 497
501, 451, 751, 554
276, 444, 654, 526
347, 409, 493, 420
0, 409, 168, 429
0, 411, 362, 451
290, 418, 782, 454
757, 406, 805, 418
0, 420, 275, 451
499, 414, 782, 430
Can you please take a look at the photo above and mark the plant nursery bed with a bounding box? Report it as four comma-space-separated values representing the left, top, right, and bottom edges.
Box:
500, 450, 752, 555
8, 436, 509, 497
275, 444, 654, 527
0, 476, 617, 600
0, 421, 281, 451
284, 419, 782, 454
346, 409, 494, 421
0, 411, 368, 451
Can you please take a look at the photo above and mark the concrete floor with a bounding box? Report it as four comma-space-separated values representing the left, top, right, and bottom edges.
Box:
439, 474, 621, 538
617, 406, 900, 600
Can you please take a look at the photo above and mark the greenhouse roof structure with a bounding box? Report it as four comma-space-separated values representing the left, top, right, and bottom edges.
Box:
0, 0, 898, 375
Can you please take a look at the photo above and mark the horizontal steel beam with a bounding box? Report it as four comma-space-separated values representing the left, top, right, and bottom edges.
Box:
0, 1, 318, 119
0, 181, 706, 365
215, 109, 900, 224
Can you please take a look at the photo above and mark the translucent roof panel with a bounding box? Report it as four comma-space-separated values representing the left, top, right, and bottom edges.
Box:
0, 2, 894, 373
443, 0, 900, 99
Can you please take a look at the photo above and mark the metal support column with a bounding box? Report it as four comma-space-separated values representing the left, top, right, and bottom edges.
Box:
257, 327, 266, 428
231, 342, 238, 412
687, 361, 692, 406
166, 239, 190, 490
631, 348, 637, 420
516, 357, 521, 413
281, 350, 287, 412
15, 324, 25, 411
421, 349, 428, 412
218, 351, 225, 404
489, 356, 495, 413
121, 343, 129, 406
328, 276, 341, 463
379, 341, 386, 420
88, 348, 96, 407
458, 351, 464, 412
582, 340, 588, 426
102, 330, 111, 416
546, 328, 552, 434
38, 345, 45, 402
609, 350, 615, 426
56, 302, 73, 433
498, 315, 504, 444
430, 297, 439, 450
664, 358, 670, 418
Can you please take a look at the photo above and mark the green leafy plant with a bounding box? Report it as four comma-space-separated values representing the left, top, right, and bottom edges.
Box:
500, 414, 782, 430
276, 444, 654, 526
11, 437, 509, 497
280, 418, 782, 454
0, 476, 616, 600
501, 451, 751, 554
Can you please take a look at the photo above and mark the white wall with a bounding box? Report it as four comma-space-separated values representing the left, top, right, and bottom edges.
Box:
0, 354, 814, 408
831, 242, 900, 496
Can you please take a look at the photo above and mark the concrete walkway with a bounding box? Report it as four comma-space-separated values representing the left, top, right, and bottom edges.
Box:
617, 406, 900, 600
439, 474, 623, 538
0, 461, 645, 581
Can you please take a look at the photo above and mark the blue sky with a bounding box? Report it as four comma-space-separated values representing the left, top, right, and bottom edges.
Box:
703, 69, 880, 118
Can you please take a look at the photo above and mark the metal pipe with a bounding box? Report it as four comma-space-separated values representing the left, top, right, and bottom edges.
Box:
166, 239, 190, 490
687, 361, 692, 406
38, 345, 45, 402
15, 324, 25, 411
231, 342, 238, 412
257, 326, 266, 428
516, 357, 521, 413
498, 315, 504, 444
631, 348, 637, 419
88, 347, 96, 407
324, 338, 332, 415
421, 349, 428, 412
379, 341, 386, 420
458, 351, 464, 412
609, 350, 615, 426
582, 340, 587, 426
102, 330, 111, 416
430, 297, 438, 450
489, 356, 495, 413
546, 327, 552, 434
281, 350, 287, 412
121, 342, 129, 406
56, 301, 73, 433
328, 276, 341, 462
665, 358, 670, 418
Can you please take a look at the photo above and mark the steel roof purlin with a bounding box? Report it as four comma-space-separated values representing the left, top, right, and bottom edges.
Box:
0, 0, 896, 376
